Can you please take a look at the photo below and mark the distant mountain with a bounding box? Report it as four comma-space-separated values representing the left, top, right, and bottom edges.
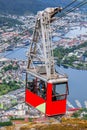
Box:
0, 0, 86, 15
0, 0, 71, 15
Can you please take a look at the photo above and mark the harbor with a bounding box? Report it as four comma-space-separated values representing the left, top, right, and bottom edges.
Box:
0, 46, 87, 107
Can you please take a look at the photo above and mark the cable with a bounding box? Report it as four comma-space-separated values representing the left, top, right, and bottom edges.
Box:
53, 0, 78, 10
62, 0, 78, 11
66, 0, 87, 13
53, 0, 59, 5
54, 0, 87, 31
64, 1, 87, 16
58, 0, 87, 19
56, 0, 79, 18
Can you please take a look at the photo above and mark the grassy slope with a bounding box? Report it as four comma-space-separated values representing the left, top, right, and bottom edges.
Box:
3, 118, 87, 130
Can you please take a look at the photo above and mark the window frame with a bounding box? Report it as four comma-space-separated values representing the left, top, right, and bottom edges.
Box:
52, 82, 69, 101
26, 74, 47, 100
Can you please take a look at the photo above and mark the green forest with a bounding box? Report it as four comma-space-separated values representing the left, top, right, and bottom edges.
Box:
54, 41, 87, 67
0, 80, 21, 95
0, 16, 23, 27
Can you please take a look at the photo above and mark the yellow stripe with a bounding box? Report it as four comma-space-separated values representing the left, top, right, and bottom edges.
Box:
36, 103, 46, 113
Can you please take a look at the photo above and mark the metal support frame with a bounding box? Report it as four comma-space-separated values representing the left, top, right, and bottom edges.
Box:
27, 7, 62, 80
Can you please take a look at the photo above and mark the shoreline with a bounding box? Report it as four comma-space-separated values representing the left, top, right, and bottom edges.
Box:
58, 64, 87, 71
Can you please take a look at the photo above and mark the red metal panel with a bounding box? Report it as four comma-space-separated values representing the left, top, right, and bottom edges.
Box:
46, 83, 52, 102
46, 83, 66, 116
25, 88, 45, 107
46, 99, 66, 116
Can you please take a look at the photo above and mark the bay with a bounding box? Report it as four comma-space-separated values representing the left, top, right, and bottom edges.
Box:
0, 47, 29, 61
1, 47, 87, 108
62, 66, 87, 107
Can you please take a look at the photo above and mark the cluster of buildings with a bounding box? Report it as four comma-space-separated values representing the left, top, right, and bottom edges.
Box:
52, 12, 87, 48
0, 14, 35, 52
0, 10, 87, 53
0, 88, 25, 121
0, 9, 87, 121
0, 59, 25, 84
0, 58, 26, 118
0, 58, 41, 121
0, 95, 17, 110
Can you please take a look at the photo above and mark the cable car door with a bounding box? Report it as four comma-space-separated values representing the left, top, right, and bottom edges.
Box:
46, 82, 68, 116
25, 74, 46, 113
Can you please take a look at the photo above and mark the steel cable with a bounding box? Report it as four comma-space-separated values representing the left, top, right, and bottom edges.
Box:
62, 0, 79, 11
58, 0, 87, 20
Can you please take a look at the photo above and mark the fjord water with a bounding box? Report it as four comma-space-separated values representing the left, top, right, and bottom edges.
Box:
1, 47, 87, 107
62, 67, 87, 107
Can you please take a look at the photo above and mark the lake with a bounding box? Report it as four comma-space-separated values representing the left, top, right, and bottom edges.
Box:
0, 46, 87, 108
62, 67, 87, 108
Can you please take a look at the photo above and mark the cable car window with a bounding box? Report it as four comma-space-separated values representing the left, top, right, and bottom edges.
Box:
26, 74, 46, 99
52, 83, 68, 101
38, 80, 46, 99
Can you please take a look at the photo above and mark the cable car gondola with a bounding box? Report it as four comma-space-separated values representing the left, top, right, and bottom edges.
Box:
25, 72, 69, 116
25, 7, 69, 116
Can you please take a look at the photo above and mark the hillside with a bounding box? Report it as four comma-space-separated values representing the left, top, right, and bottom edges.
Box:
0, 0, 86, 15
1, 118, 87, 130
0, 0, 71, 15
20, 118, 87, 130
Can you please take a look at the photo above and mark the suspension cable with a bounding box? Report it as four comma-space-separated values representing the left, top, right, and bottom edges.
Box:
62, 0, 78, 11
53, 0, 59, 5
58, 0, 87, 20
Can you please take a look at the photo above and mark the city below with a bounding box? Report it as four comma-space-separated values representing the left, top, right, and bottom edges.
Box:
0, 6, 87, 129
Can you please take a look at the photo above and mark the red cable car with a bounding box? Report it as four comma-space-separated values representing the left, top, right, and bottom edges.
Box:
25, 72, 69, 116
25, 7, 69, 117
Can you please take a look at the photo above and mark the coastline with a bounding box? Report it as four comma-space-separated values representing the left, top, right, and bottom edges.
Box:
60, 64, 87, 71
